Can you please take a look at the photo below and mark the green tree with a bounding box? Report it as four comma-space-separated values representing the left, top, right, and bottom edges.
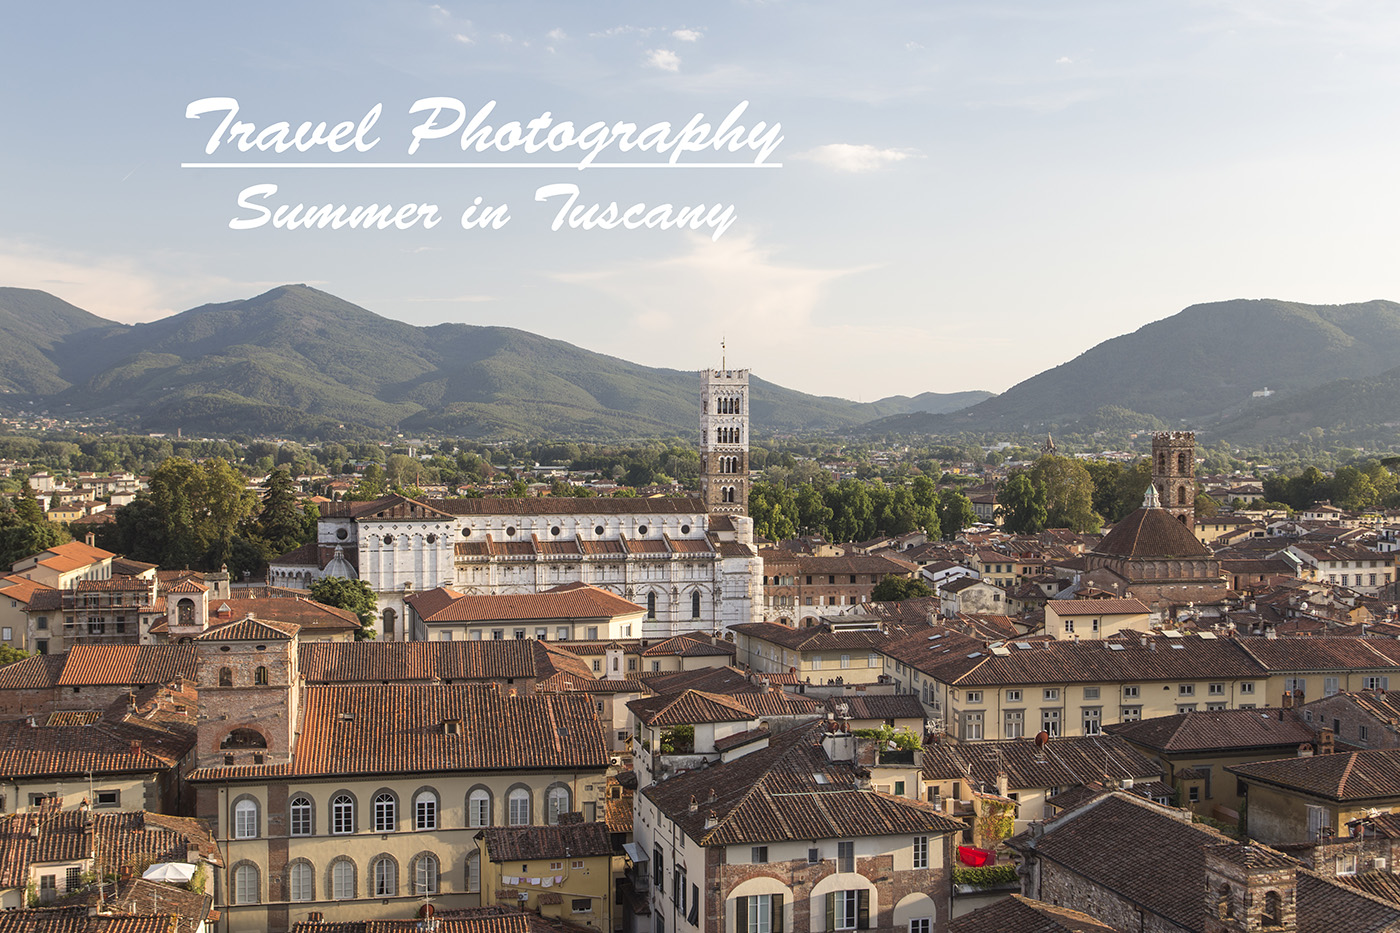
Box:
0, 522, 71, 570
1029, 455, 1101, 532
996, 474, 1047, 534
794, 484, 834, 537
256, 469, 309, 553
870, 576, 933, 602
0, 644, 28, 666
936, 489, 976, 539
309, 577, 379, 640
749, 482, 798, 541
111, 458, 257, 570
1113, 460, 1154, 520
12, 484, 45, 523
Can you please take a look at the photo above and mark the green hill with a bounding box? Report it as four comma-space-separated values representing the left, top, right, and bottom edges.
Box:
0, 287, 124, 395
1, 284, 989, 439
859, 298, 1400, 435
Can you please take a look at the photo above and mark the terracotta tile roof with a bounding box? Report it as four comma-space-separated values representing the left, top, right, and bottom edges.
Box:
69, 878, 214, 933
642, 723, 965, 846
210, 597, 359, 633
56, 645, 197, 687
1338, 870, 1400, 904
321, 494, 456, 520
628, 690, 761, 726
824, 694, 927, 721
0, 909, 176, 932
419, 497, 706, 516
949, 894, 1123, 933
190, 684, 608, 781
0, 807, 217, 891
1012, 793, 1236, 931
1094, 507, 1212, 559
0, 715, 194, 777
922, 735, 1160, 792
731, 621, 926, 653
0, 574, 55, 605
478, 822, 613, 861
1236, 637, 1400, 673
298, 639, 590, 683
638, 666, 760, 696
765, 554, 920, 575
1229, 749, 1400, 802
193, 616, 298, 641
163, 578, 208, 594
292, 905, 600, 933
407, 585, 643, 623
1104, 708, 1316, 753
1046, 598, 1151, 615
0, 654, 68, 690
641, 634, 735, 658
605, 796, 632, 834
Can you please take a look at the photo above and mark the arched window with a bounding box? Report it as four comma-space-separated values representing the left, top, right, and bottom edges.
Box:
373, 856, 397, 897
288, 861, 314, 902
374, 792, 397, 832
254, 666, 269, 686
1262, 890, 1282, 925
413, 854, 440, 895
1158, 452, 1167, 472
647, 592, 657, 619
383, 608, 396, 638
692, 591, 702, 619
468, 788, 492, 828
1178, 452, 1188, 473
289, 796, 313, 836
415, 790, 438, 831
507, 787, 531, 825
330, 858, 356, 900
331, 794, 355, 835
467, 851, 481, 893
233, 864, 259, 905
177, 598, 195, 625
219, 667, 233, 687
546, 785, 571, 825
221, 729, 266, 750
1216, 886, 1234, 920
234, 798, 259, 839
1178, 485, 1188, 506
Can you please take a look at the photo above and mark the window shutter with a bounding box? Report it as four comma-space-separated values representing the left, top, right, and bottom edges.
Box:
774, 894, 784, 933
735, 896, 747, 933
857, 890, 870, 930
826, 893, 836, 932
689, 885, 699, 925
673, 870, 681, 908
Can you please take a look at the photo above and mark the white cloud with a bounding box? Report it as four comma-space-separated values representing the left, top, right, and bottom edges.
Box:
645, 48, 681, 72
1056, 56, 1073, 64
453, 33, 473, 44
590, 25, 656, 38
672, 28, 703, 42
553, 234, 878, 388
547, 27, 567, 40
796, 143, 920, 173
0, 241, 267, 324
905, 41, 925, 51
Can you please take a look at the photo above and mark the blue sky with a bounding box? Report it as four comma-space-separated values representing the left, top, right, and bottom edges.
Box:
4, 1, 1400, 399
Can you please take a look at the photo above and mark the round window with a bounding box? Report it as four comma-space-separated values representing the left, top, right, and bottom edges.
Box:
506, 526, 517, 537
462, 528, 472, 538
681, 524, 691, 535
336, 528, 348, 540
594, 525, 605, 536
426, 533, 437, 544
551, 526, 561, 537
219, 646, 230, 653
638, 525, 648, 535
383, 534, 395, 545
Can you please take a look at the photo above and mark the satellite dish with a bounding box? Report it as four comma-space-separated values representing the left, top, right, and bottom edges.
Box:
1035, 730, 1050, 748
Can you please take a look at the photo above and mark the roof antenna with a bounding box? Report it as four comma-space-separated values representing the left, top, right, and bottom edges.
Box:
721, 337, 726, 372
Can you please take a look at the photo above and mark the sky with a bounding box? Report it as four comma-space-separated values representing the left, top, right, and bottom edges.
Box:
5, 1, 1400, 401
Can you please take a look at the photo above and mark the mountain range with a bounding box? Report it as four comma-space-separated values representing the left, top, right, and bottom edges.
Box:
0, 285, 989, 440
4, 287, 1400, 443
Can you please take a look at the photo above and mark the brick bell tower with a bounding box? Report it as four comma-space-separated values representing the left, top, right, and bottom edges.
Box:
699, 349, 749, 516
1152, 431, 1196, 528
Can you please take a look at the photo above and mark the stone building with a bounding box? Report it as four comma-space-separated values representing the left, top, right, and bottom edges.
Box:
1152, 431, 1197, 528
699, 366, 750, 516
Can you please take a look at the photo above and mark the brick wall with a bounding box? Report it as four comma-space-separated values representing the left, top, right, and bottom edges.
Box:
1039, 862, 1185, 933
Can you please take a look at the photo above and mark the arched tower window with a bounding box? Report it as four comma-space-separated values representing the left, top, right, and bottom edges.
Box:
647, 592, 657, 619
1178, 451, 1188, 473
254, 666, 269, 685
383, 608, 396, 638
219, 667, 232, 687
1262, 890, 1282, 926
1158, 452, 1167, 472
692, 591, 702, 619
221, 728, 267, 750
1178, 485, 1188, 505
177, 598, 195, 625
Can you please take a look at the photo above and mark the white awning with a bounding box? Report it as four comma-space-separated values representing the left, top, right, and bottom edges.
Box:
622, 842, 649, 864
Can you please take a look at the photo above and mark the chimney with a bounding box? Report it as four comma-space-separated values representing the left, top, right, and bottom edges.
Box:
688, 795, 698, 814
1319, 729, 1335, 755
1297, 743, 1314, 758
1282, 691, 1294, 709
130, 740, 142, 756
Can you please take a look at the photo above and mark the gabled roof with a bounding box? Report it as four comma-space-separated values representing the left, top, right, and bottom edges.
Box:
1228, 749, 1400, 802
1105, 708, 1316, 754
420, 497, 707, 516
193, 616, 298, 641
1046, 598, 1151, 616
628, 690, 763, 726
55, 645, 197, 686
297, 640, 591, 684
950, 895, 1123, 933
642, 723, 964, 846
406, 585, 643, 623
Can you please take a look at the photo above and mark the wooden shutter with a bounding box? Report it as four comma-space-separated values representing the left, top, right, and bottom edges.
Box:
735, 896, 748, 933
689, 885, 699, 926
774, 894, 785, 933
826, 893, 836, 932
857, 890, 870, 930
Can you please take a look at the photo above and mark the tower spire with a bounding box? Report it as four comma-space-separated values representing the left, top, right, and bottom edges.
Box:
721, 337, 726, 372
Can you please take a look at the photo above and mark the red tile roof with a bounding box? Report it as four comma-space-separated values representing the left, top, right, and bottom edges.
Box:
193, 616, 298, 641
949, 894, 1123, 933
1046, 598, 1151, 616
56, 645, 197, 686
297, 639, 592, 684
407, 585, 643, 623
1095, 507, 1212, 559
1104, 708, 1316, 754
190, 684, 608, 781
1229, 749, 1400, 802
478, 822, 613, 861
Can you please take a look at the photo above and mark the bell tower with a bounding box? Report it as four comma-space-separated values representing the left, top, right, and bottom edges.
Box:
700, 356, 749, 516
1152, 431, 1196, 528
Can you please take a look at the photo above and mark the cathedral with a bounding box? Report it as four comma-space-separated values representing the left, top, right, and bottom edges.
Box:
270, 367, 762, 640
1080, 432, 1229, 620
